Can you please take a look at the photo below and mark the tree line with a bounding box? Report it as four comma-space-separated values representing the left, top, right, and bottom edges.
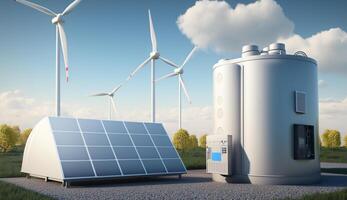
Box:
321, 129, 347, 148
172, 129, 206, 151
0, 124, 32, 152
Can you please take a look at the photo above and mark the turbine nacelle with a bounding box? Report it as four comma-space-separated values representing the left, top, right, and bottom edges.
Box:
150, 51, 160, 59
174, 68, 184, 75
51, 14, 63, 24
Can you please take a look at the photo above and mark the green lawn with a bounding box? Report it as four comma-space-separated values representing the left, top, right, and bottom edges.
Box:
320, 147, 347, 163
0, 181, 53, 200
0, 146, 25, 178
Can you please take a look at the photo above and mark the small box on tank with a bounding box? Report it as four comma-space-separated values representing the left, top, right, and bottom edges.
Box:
206, 135, 232, 175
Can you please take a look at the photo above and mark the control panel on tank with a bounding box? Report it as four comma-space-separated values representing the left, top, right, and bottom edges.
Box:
206, 135, 232, 175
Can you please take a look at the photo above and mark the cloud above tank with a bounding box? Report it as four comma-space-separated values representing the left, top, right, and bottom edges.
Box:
279, 28, 347, 74
177, 0, 347, 74
177, 0, 294, 52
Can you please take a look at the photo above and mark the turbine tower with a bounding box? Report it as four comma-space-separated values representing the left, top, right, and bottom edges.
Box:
16, 0, 82, 116
127, 10, 178, 122
156, 47, 197, 129
90, 84, 123, 120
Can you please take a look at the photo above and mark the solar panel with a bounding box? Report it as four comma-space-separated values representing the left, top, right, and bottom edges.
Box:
48, 117, 186, 181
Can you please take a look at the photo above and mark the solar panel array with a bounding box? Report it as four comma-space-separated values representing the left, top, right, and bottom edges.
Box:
49, 117, 186, 180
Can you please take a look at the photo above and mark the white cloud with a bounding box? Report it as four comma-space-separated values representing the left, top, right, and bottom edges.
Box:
318, 80, 327, 88
178, 0, 347, 74
319, 97, 347, 136
0, 90, 212, 137
280, 28, 347, 74
177, 0, 294, 52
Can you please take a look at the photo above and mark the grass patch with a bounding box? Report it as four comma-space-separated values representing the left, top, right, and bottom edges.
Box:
178, 147, 206, 169
0, 181, 53, 200
320, 147, 347, 163
284, 188, 347, 200
321, 168, 347, 175
0, 146, 25, 178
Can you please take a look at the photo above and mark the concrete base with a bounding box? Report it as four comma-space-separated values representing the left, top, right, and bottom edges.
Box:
212, 173, 321, 185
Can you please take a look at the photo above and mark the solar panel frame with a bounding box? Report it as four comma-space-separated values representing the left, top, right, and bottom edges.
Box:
48, 117, 186, 181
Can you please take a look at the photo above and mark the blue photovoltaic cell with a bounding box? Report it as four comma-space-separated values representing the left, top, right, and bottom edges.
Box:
113, 147, 139, 159
142, 160, 166, 173
102, 120, 127, 134
136, 147, 160, 159
83, 133, 109, 146
108, 134, 133, 146
144, 123, 166, 135
49, 117, 79, 132
163, 159, 186, 173
57, 146, 89, 161
78, 119, 105, 133
118, 160, 145, 175
151, 135, 172, 146
124, 122, 147, 134
61, 161, 95, 178
93, 161, 121, 176
157, 147, 179, 159
53, 132, 84, 146
88, 147, 115, 160
49, 117, 186, 180
131, 135, 154, 146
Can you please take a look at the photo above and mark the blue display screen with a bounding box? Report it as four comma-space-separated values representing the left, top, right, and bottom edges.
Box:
211, 152, 221, 161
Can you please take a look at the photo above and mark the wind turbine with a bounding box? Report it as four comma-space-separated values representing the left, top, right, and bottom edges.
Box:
127, 10, 178, 123
16, 0, 82, 116
90, 84, 123, 120
156, 47, 197, 129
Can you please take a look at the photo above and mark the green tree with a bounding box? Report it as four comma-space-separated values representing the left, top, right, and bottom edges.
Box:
173, 129, 190, 151
321, 131, 330, 147
321, 129, 341, 148
20, 128, 32, 145
189, 135, 198, 149
344, 135, 347, 148
329, 130, 341, 147
0, 124, 20, 152
199, 134, 207, 148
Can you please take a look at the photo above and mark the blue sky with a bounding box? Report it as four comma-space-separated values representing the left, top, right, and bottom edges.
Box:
1, 0, 347, 136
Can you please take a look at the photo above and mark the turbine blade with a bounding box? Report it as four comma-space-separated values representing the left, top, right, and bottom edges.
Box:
127, 57, 151, 81
57, 23, 69, 82
110, 83, 122, 95
181, 46, 197, 69
179, 76, 191, 104
111, 97, 117, 114
159, 57, 179, 68
148, 10, 157, 52
156, 72, 177, 82
90, 93, 108, 97
62, 0, 82, 16
16, 0, 57, 17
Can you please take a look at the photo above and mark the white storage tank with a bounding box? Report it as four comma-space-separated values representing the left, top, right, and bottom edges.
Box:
210, 43, 320, 185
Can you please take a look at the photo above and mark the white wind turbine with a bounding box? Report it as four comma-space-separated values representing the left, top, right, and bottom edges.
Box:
127, 10, 179, 123
90, 83, 123, 120
156, 47, 197, 129
16, 0, 82, 116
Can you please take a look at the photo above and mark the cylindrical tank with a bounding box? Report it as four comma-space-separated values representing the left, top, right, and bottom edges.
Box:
212, 43, 320, 185
212, 61, 242, 182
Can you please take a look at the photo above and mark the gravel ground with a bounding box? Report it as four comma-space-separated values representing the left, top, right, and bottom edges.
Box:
1, 170, 347, 200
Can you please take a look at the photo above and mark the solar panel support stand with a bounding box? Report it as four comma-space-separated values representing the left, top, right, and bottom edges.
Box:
63, 181, 71, 188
